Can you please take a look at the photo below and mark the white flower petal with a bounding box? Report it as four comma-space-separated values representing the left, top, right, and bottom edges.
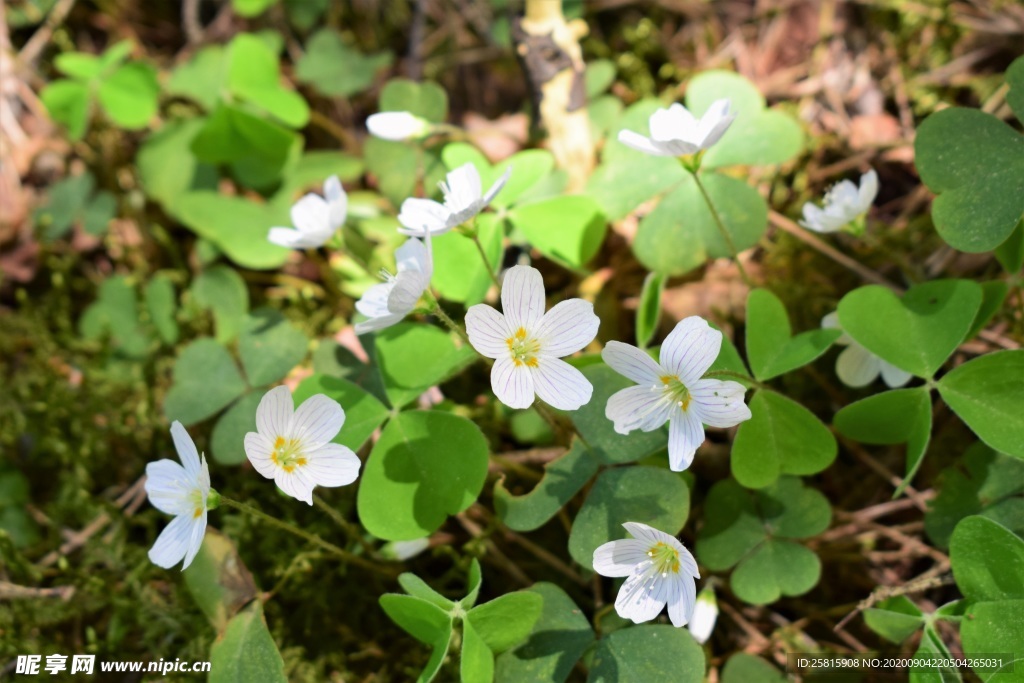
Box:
650, 103, 697, 142
667, 409, 704, 471
836, 344, 882, 388
697, 99, 735, 148
820, 311, 854, 345
304, 443, 361, 487
491, 355, 535, 409
880, 361, 913, 388
398, 198, 451, 236
482, 166, 511, 205
388, 271, 429, 316
198, 455, 210, 494
602, 341, 665, 385
500, 265, 545, 333
533, 299, 599, 357
593, 538, 652, 577
145, 459, 193, 516
660, 316, 722, 385
689, 379, 751, 428
466, 304, 512, 359
290, 394, 345, 447
268, 226, 320, 249
668, 572, 698, 627
442, 163, 483, 213
617, 129, 668, 156
256, 386, 294, 439
686, 588, 717, 640
181, 511, 208, 570
355, 312, 404, 335
275, 468, 314, 505
355, 282, 394, 320
367, 111, 428, 141
148, 513, 196, 570
395, 236, 432, 276
858, 169, 879, 210
531, 356, 593, 410
290, 194, 330, 235
323, 175, 347, 229
243, 432, 278, 479
605, 385, 672, 434
615, 568, 669, 624
169, 421, 201, 477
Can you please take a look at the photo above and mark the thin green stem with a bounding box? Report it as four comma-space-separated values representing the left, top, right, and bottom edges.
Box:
219, 497, 392, 576
534, 400, 591, 449
470, 232, 502, 289
424, 290, 474, 348
691, 172, 753, 287
312, 494, 379, 559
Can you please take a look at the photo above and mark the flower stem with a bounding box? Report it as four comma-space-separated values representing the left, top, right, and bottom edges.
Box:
312, 494, 380, 559
424, 289, 474, 348
219, 496, 393, 576
533, 400, 592, 449
470, 232, 502, 289
691, 172, 753, 287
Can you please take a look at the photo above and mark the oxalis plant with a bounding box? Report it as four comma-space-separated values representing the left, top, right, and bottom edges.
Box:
29, 4, 1024, 681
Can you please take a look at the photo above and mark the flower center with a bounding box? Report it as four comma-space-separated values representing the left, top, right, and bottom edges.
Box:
659, 375, 691, 411
188, 488, 205, 519
647, 541, 681, 577
272, 436, 308, 473
506, 327, 541, 368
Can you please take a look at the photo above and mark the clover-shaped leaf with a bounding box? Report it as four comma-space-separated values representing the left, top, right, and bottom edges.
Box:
837, 279, 982, 378
372, 323, 476, 409
915, 107, 1024, 253
731, 390, 837, 489
35, 171, 117, 239
685, 70, 803, 169
78, 275, 154, 359
568, 466, 689, 567
357, 411, 489, 541
745, 289, 840, 381
509, 195, 607, 269
950, 516, 1024, 602
237, 309, 308, 388
164, 339, 247, 425
176, 191, 291, 269
295, 30, 392, 98
588, 625, 705, 683
834, 387, 932, 495
696, 477, 830, 605
925, 443, 1024, 548
938, 350, 1024, 459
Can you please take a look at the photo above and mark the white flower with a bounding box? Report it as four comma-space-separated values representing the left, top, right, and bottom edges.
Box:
617, 100, 735, 157
367, 111, 431, 141
145, 422, 211, 571
822, 312, 911, 388
381, 537, 431, 561
268, 175, 347, 249
687, 586, 718, 644
354, 237, 432, 334
465, 265, 598, 411
800, 169, 878, 234
593, 522, 700, 627
243, 386, 362, 505
603, 316, 752, 472
397, 163, 509, 236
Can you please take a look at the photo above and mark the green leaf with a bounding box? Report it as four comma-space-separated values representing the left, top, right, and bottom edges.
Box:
398, 573, 455, 610
238, 310, 308, 387
568, 466, 689, 567
166, 45, 228, 111
82, 191, 116, 236
293, 374, 389, 451
588, 625, 705, 683
721, 654, 787, 683
374, 323, 476, 408
494, 582, 595, 683
838, 279, 982, 378
233, 0, 276, 17
78, 275, 151, 358
585, 156, 686, 222
508, 195, 607, 268
960, 600, 1024, 681
177, 191, 291, 270
914, 108, 1024, 252
39, 80, 91, 140
208, 602, 287, 683
295, 30, 393, 98
54, 52, 101, 80
364, 137, 447, 207
731, 390, 837, 489
441, 144, 556, 210
164, 339, 248, 425
467, 591, 544, 653
461, 618, 495, 683
380, 593, 453, 644
994, 221, 1024, 274
210, 392, 261, 465
911, 625, 962, 683
938, 350, 1024, 459
270, 151, 365, 213
494, 439, 598, 532
431, 214, 503, 305
950, 516, 1024, 601
358, 411, 489, 540
193, 265, 250, 343
183, 529, 259, 631
863, 596, 925, 644
227, 34, 309, 128
191, 105, 302, 189
380, 79, 448, 123
834, 387, 933, 494
463, 559, 483, 609
745, 289, 840, 381
925, 443, 1024, 548
634, 172, 767, 276
137, 118, 219, 213
36, 173, 94, 240
730, 539, 821, 606
968, 280, 1009, 339
97, 62, 159, 129
685, 70, 802, 169
569, 365, 667, 465
144, 274, 179, 345
1007, 55, 1024, 123
635, 272, 665, 348
585, 59, 616, 97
